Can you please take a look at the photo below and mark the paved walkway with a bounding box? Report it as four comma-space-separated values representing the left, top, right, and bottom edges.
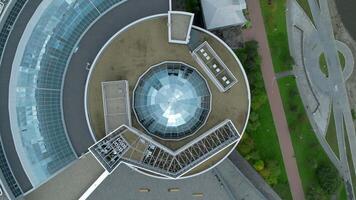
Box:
287, 0, 356, 198
243, 0, 305, 199
275, 70, 295, 79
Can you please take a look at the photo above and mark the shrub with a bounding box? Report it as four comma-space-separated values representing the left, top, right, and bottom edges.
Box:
254, 160, 265, 171
246, 151, 261, 161
306, 186, 327, 200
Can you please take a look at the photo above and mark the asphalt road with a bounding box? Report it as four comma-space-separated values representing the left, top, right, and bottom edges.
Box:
0, 0, 43, 192
62, 0, 169, 155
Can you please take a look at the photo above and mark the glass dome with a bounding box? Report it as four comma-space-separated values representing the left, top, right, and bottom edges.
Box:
133, 62, 211, 140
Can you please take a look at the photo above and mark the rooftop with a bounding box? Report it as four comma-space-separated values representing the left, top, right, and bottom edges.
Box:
86, 14, 250, 179
201, 0, 247, 30
85, 158, 267, 200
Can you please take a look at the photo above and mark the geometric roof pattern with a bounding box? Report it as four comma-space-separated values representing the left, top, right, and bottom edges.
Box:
89, 119, 241, 178
133, 62, 211, 140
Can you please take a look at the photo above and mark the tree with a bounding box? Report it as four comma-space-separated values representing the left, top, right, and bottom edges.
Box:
259, 168, 271, 179
249, 111, 259, 122
266, 160, 281, 185
306, 186, 327, 200
316, 164, 340, 194
185, 0, 200, 14
236, 40, 260, 70
238, 135, 255, 155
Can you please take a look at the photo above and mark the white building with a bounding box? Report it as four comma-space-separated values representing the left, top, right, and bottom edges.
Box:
201, 0, 247, 30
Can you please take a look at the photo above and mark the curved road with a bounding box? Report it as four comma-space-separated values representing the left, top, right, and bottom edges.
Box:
63, 0, 169, 155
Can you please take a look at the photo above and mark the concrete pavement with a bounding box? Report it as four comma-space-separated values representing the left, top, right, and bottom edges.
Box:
287, 0, 356, 198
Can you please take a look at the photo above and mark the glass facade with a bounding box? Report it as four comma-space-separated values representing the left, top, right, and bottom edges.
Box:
9, 0, 125, 186
0, 139, 22, 197
0, 0, 28, 197
134, 62, 211, 139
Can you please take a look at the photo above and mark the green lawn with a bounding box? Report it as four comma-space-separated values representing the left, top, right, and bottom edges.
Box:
319, 53, 329, 77
296, 0, 313, 20
259, 0, 293, 72
339, 184, 347, 200
319, 52, 346, 78
339, 51, 346, 70
325, 111, 340, 158
345, 127, 356, 192
240, 91, 292, 199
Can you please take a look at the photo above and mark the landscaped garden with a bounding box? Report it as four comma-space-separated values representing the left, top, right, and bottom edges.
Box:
259, 0, 346, 199
278, 77, 345, 199
236, 41, 292, 200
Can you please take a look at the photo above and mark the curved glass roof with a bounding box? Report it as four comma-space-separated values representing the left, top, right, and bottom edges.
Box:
9, 0, 125, 186
134, 62, 211, 139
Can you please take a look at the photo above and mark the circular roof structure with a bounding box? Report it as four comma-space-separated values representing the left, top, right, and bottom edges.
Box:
86, 15, 251, 180
133, 62, 211, 140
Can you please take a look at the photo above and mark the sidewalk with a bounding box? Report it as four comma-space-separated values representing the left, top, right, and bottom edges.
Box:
243, 0, 305, 199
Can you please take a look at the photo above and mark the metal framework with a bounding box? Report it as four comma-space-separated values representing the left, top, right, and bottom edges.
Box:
89, 119, 241, 179
132, 61, 212, 141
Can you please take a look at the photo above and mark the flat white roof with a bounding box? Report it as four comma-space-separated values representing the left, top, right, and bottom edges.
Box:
201, 0, 247, 30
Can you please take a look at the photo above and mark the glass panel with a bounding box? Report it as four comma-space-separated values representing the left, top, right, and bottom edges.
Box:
7, 0, 124, 187
134, 63, 211, 139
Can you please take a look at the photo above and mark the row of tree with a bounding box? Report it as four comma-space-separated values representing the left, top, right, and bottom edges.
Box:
236, 41, 281, 186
